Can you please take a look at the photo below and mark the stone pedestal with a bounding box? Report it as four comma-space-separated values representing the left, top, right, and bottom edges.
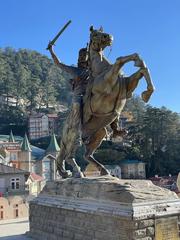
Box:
29, 176, 180, 240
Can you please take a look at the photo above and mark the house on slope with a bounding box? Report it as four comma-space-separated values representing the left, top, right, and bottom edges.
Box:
0, 163, 29, 221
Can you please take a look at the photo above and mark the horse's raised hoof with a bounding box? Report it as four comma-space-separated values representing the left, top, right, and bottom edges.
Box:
134, 59, 146, 68
112, 129, 128, 138
72, 166, 84, 178
141, 89, 153, 103
72, 171, 84, 178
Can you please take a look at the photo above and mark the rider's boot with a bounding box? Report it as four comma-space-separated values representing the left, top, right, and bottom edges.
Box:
110, 119, 128, 140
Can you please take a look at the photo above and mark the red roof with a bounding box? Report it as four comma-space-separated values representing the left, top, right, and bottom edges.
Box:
30, 172, 43, 181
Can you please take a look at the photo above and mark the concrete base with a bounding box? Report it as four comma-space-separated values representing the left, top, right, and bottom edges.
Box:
29, 176, 180, 240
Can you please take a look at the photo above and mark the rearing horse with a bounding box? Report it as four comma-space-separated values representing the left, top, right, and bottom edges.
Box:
57, 26, 155, 178
81, 26, 155, 175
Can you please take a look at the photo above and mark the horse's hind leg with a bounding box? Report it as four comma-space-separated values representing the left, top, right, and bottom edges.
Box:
84, 128, 110, 176
57, 141, 72, 178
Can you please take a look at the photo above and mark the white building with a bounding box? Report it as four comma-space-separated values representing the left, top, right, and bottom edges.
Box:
28, 113, 49, 140
28, 113, 58, 140
105, 165, 121, 178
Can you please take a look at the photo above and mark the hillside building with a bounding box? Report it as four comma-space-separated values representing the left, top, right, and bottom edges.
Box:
0, 132, 60, 182
119, 159, 146, 179
0, 163, 29, 221
28, 113, 58, 140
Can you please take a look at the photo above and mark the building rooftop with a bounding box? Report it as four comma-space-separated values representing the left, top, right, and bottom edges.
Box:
9, 130, 15, 143
0, 163, 29, 175
47, 113, 58, 118
104, 165, 120, 170
0, 134, 45, 160
0, 135, 22, 143
120, 159, 145, 164
21, 134, 32, 152
30, 172, 44, 182
29, 113, 45, 118
46, 134, 60, 153
31, 146, 45, 160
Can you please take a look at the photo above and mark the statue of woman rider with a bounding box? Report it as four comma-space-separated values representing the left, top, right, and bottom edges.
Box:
47, 43, 126, 178
48, 43, 89, 177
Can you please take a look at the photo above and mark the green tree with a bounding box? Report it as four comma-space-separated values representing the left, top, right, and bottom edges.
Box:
137, 107, 180, 176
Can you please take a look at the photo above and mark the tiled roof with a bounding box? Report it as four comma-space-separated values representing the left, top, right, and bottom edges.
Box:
0, 163, 28, 174
46, 134, 60, 153
31, 146, 45, 161
21, 134, 32, 152
104, 165, 120, 170
29, 113, 45, 118
30, 172, 44, 181
9, 130, 15, 143
120, 159, 144, 164
0, 135, 22, 143
47, 114, 58, 118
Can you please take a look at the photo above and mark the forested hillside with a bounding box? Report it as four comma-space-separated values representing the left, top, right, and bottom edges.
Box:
0, 47, 71, 110
0, 47, 180, 176
92, 97, 180, 176
124, 99, 180, 176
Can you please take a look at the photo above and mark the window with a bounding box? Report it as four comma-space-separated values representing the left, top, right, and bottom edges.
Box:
13, 203, 19, 218
11, 178, 20, 190
10, 153, 17, 161
0, 211, 3, 219
15, 209, 18, 218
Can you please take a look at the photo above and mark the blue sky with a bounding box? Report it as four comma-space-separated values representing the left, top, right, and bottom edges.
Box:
0, 0, 180, 113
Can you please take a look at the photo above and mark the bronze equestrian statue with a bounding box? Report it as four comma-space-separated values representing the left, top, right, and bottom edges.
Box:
50, 25, 155, 178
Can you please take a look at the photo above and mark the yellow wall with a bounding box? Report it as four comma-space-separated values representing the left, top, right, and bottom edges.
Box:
0, 196, 28, 220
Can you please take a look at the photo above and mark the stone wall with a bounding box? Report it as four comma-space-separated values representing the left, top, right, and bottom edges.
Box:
30, 203, 158, 240
29, 177, 180, 240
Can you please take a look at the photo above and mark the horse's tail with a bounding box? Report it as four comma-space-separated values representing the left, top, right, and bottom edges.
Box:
57, 107, 80, 165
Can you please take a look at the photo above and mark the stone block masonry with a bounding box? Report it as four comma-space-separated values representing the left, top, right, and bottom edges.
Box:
29, 176, 180, 240
30, 204, 157, 240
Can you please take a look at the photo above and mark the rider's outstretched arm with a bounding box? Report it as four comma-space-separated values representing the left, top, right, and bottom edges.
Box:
48, 43, 77, 78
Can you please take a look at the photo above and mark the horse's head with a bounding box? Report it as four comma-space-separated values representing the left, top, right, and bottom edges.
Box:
89, 26, 113, 51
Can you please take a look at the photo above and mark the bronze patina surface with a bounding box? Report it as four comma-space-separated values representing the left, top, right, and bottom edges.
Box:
48, 25, 155, 178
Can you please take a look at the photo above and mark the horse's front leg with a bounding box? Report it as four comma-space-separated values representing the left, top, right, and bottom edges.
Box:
134, 58, 155, 102
115, 53, 139, 70
140, 67, 155, 102
105, 53, 139, 83
127, 67, 155, 102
